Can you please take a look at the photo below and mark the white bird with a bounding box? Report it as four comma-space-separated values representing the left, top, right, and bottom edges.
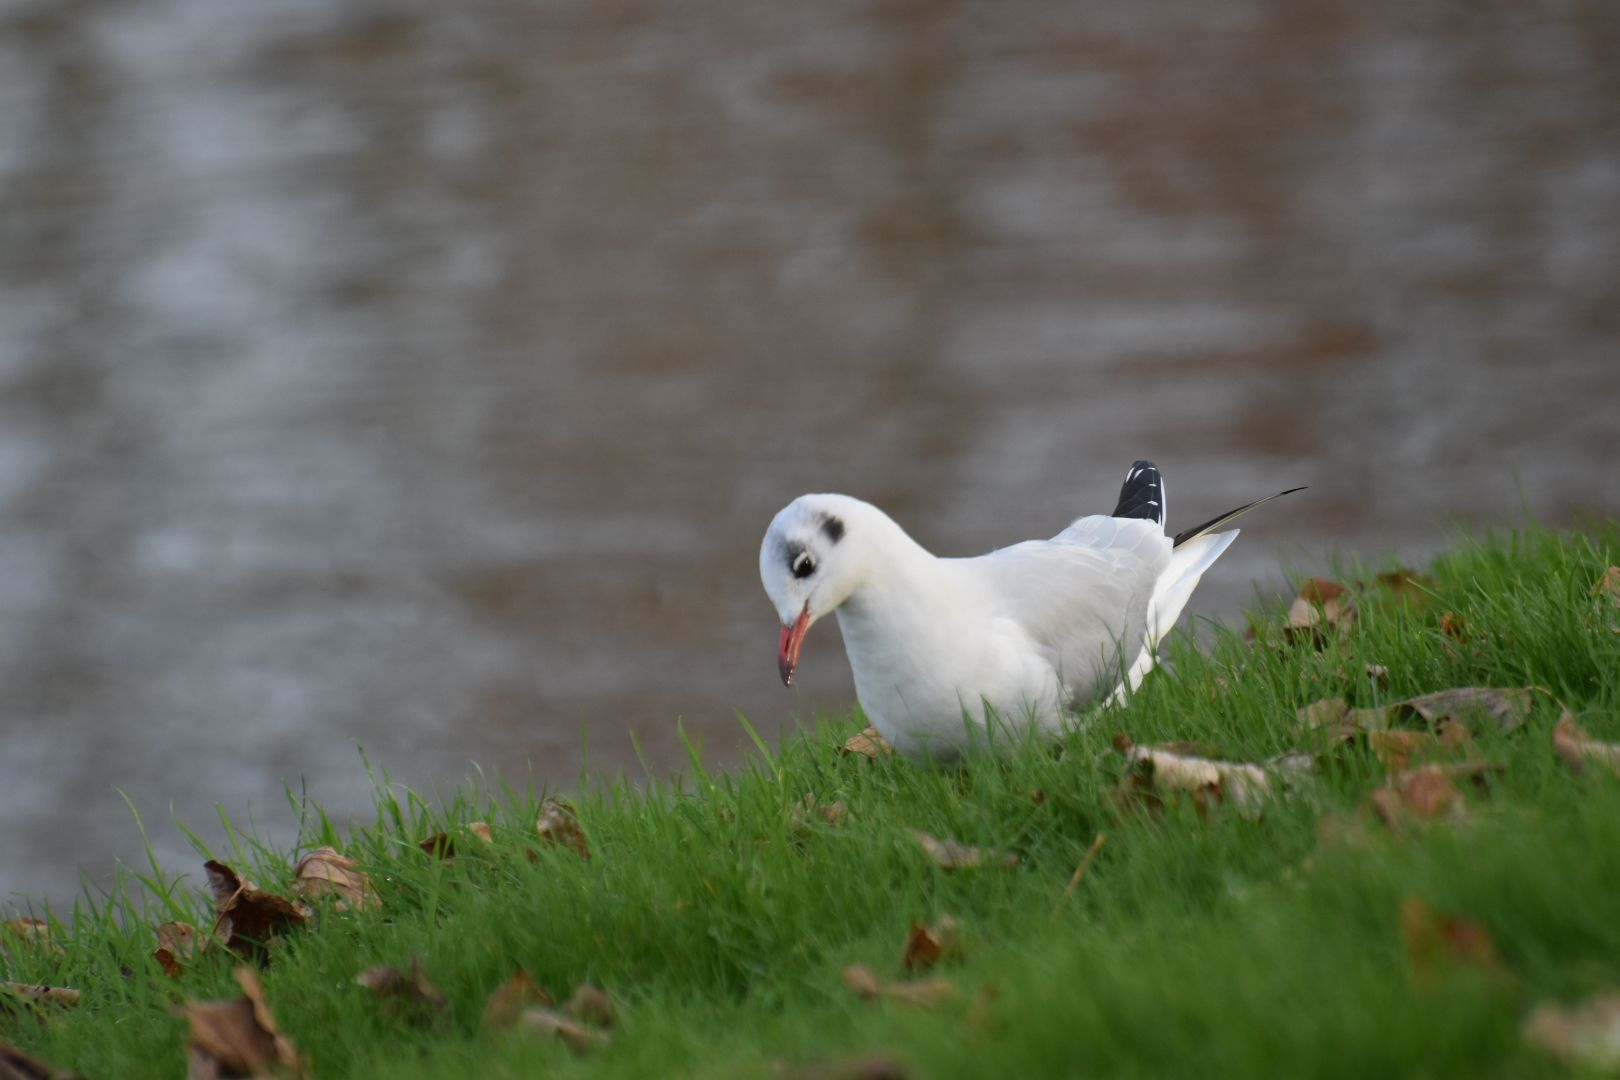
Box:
759, 462, 1302, 756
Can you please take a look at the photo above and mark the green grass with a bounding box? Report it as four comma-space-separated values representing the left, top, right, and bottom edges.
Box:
5, 525, 1620, 1078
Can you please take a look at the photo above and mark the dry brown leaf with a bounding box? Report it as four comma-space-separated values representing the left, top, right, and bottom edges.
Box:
780, 1052, 911, 1080
1365, 663, 1391, 690
519, 1007, 608, 1054
1366, 766, 1472, 832
1283, 578, 1356, 647
418, 822, 494, 860
1398, 896, 1507, 986
178, 967, 305, 1080
1112, 744, 1273, 818
1439, 611, 1471, 643
565, 984, 614, 1028
840, 965, 956, 1009
203, 861, 311, 962
536, 798, 591, 860
0, 919, 60, 962
0, 1040, 83, 1080
153, 921, 204, 978
1391, 687, 1534, 736
1296, 698, 1349, 733
356, 957, 447, 1020
1590, 568, 1620, 635
1367, 725, 1475, 771
899, 916, 960, 973
1322, 688, 1537, 747
910, 831, 1019, 871
790, 793, 848, 833
882, 978, 958, 1008
1, 983, 80, 1012
483, 969, 554, 1029
1376, 569, 1436, 607
838, 727, 894, 759
1553, 716, 1620, 777
293, 848, 378, 913
1524, 992, 1620, 1071
840, 965, 883, 999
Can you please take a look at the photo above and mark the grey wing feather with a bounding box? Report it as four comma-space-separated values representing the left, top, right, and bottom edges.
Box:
978, 516, 1171, 700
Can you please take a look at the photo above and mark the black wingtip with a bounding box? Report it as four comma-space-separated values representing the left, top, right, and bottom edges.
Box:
1172, 485, 1307, 547
1112, 460, 1165, 526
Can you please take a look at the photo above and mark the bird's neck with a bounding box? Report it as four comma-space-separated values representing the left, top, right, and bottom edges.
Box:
833, 517, 968, 684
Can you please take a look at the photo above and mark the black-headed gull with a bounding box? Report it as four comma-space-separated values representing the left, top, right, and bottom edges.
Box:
759, 462, 1302, 756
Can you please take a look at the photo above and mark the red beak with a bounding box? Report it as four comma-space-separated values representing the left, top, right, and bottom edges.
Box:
778, 606, 811, 687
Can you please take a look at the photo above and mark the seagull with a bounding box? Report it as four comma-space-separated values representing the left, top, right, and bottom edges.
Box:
759, 462, 1303, 756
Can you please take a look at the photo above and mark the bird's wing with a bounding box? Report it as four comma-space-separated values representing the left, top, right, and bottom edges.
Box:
972, 516, 1171, 699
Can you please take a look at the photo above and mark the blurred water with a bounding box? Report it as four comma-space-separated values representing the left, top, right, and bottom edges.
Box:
1, 0, 1617, 909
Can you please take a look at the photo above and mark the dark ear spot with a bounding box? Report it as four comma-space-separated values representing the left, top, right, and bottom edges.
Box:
819, 514, 845, 544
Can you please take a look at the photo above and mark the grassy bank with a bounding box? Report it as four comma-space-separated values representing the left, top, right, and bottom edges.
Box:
4, 525, 1620, 1078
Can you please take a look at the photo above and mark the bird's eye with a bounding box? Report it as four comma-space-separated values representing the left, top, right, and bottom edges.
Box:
791, 551, 816, 579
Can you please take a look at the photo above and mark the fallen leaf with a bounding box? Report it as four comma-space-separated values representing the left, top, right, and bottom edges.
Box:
1553, 716, 1620, 777
780, 1052, 910, 1080
293, 847, 378, 913
909, 831, 1019, 871
1295, 698, 1349, 733
1366, 764, 1486, 832
1391, 687, 1534, 736
1283, 578, 1356, 647
203, 861, 311, 962
1398, 896, 1507, 986
1392, 767, 1466, 820
356, 956, 447, 1020
154, 921, 204, 978
840, 965, 956, 1009
838, 727, 894, 759
1320, 688, 1538, 745
177, 967, 305, 1079
882, 978, 958, 1008
1376, 569, 1436, 607
1524, 992, 1620, 1071
1366, 725, 1475, 771
900, 916, 960, 973
536, 798, 591, 860
1590, 568, 1620, 635
1268, 750, 1317, 779
418, 822, 494, 859
841, 965, 883, 999
1, 983, 80, 1011
565, 984, 614, 1028
1112, 744, 1273, 818
0, 919, 60, 962
1365, 663, 1391, 689
0, 1041, 83, 1080
484, 969, 554, 1029
519, 1007, 608, 1054
791, 793, 848, 832
1439, 611, 1471, 642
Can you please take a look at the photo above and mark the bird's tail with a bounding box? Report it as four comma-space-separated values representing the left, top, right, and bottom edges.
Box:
1109, 477, 1306, 705
1111, 460, 1166, 526
1107, 529, 1241, 705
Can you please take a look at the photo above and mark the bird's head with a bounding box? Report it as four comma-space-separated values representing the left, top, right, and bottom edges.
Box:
759, 494, 867, 687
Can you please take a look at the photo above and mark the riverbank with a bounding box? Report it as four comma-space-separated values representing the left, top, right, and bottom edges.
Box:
4, 524, 1619, 1077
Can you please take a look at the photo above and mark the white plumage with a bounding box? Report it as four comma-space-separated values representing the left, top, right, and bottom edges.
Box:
759, 465, 1299, 757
